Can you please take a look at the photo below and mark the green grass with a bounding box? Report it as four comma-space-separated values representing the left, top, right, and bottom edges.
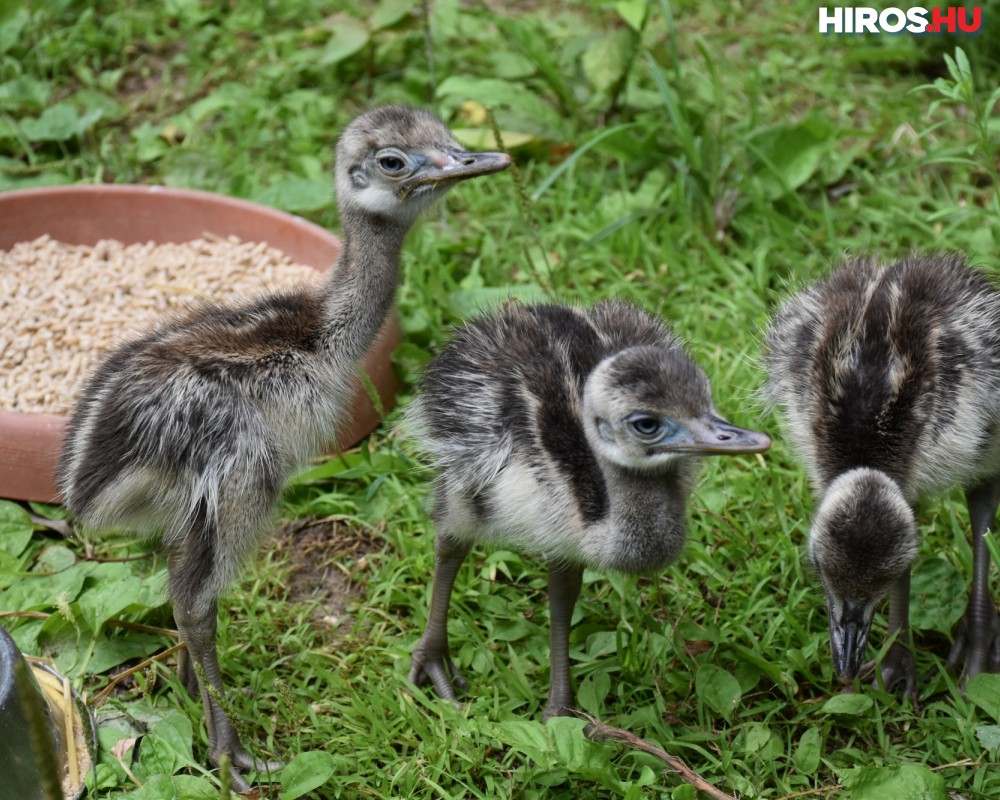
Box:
2, 0, 1000, 798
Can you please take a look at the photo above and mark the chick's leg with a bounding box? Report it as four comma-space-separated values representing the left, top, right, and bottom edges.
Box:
409, 532, 472, 703
172, 594, 283, 791
947, 479, 1000, 681
169, 521, 283, 793
543, 560, 583, 721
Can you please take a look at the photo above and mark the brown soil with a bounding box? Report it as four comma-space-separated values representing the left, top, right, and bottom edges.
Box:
278, 518, 381, 635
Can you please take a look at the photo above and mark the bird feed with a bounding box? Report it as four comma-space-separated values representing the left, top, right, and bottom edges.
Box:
0, 235, 322, 415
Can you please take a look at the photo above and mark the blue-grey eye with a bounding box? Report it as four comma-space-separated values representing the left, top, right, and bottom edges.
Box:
377, 151, 408, 174
628, 415, 662, 439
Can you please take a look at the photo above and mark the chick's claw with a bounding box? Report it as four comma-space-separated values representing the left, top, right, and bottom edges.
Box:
947, 604, 1000, 685
859, 641, 917, 703
409, 642, 468, 705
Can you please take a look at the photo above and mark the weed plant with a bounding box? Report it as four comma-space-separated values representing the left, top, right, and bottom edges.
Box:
1, 1, 999, 798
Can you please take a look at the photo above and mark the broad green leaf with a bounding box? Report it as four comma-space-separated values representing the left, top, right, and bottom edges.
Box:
185, 82, 248, 123
749, 114, 837, 198
490, 618, 535, 641
548, 717, 609, 772
581, 30, 633, 94
635, 765, 657, 786
437, 76, 563, 135
585, 630, 620, 659
19, 103, 81, 141
255, 177, 335, 213
0, 499, 34, 556
6, 618, 43, 655
742, 723, 773, 754
0, 169, 71, 191
695, 664, 742, 720
0, 76, 50, 111
0, 6, 26, 54
967, 674, 1000, 721
821, 693, 874, 716
370, 0, 414, 31
577, 670, 611, 715
429, 0, 460, 37
845, 763, 946, 800
615, 0, 647, 31
131, 122, 169, 162
493, 17, 574, 112
495, 720, 551, 763
793, 727, 822, 773
35, 614, 89, 674
165, 0, 207, 23
70, 89, 125, 123
0, 549, 19, 575
125, 774, 218, 799
318, 14, 369, 67
0, 0, 21, 23
976, 725, 1000, 751
27, 501, 68, 520
0, 560, 88, 610
910, 558, 965, 633
75, 563, 166, 630
137, 710, 196, 776
675, 619, 719, 644
88, 633, 165, 675
534, 768, 570, 787
280, 751, 336, 799
34, 545, 76, 573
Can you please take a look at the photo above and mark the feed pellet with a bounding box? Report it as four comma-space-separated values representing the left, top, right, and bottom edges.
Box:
0, 235, 322, 415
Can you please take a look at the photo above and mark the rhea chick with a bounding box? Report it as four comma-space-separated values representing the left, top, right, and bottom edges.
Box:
764, 254, 1000, 695
59, 106, 510, 789
408, 301, 771, 719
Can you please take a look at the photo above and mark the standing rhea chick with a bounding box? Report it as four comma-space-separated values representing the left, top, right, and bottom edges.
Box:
764, 254, 1000, 696
59, 106, 510, 789
408, 301, 771, 720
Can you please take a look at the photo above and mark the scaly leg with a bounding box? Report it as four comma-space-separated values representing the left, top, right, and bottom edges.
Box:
176, 644, 198, 698
947, 478, 1000, 682
543, 560, 583, 721
172, 594, 284, 792
409, 533, 472, 703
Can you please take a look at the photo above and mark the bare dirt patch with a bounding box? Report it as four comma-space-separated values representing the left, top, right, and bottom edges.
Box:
278, 518, 381, 635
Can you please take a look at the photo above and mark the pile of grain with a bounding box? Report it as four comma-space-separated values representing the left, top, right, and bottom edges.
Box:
0, 235, 323, 416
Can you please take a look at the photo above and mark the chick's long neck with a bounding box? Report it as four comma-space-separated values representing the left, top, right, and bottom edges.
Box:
318, 206, 410, 363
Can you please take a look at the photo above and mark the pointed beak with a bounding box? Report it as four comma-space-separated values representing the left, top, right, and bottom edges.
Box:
407, 148, 511, 191
828, 602, 873, 683
661, 414, 771, 455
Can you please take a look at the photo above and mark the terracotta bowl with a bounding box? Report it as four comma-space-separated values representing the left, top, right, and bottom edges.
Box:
0, 185, 402, 503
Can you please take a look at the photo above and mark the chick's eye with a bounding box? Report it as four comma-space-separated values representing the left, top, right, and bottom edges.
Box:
629, 416, 662, 438
378, 154, 407, 173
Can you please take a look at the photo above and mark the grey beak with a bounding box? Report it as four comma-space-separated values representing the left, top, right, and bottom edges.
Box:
673, 414, 772, 455
829, 602, 873, 682
411, 149, 512, 188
